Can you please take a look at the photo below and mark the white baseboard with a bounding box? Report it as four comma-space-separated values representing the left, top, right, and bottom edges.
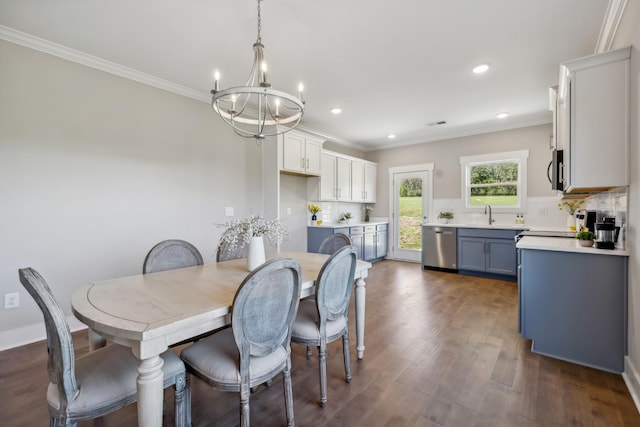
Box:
0, 316, 88, 351
623, 356, 640, 414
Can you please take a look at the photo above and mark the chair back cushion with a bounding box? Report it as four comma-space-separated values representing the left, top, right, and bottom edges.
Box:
18, 268, 78, 411
232, 258, 302, 359
318, 233, 352, 255
316, 246, 357, 322
143, 239, 203, 274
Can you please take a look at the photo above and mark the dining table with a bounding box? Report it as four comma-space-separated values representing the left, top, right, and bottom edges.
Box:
71, 251, 372, 427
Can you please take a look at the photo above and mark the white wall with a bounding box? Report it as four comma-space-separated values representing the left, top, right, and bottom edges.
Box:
611, 1, 640, 407
0, 40, 269, 348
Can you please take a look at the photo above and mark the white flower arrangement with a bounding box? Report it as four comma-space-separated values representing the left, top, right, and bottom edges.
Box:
218, 215, 288, 251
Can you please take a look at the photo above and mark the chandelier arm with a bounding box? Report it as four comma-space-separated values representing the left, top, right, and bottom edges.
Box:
244, 43, 262, 87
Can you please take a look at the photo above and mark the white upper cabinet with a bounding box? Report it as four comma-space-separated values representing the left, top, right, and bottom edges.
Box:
557, 46, 630, 193
351, 160, 365, 202
319, 152, 351, 201
279, 130, 322, 176
351, 160, 377, 203
364, 162, 377, 203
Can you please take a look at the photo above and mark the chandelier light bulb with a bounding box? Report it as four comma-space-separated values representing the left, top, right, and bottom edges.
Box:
213, 70, 220, 91
275, 98, 281, 117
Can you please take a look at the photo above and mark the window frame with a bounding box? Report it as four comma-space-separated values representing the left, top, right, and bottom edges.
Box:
459, 150, 529, 211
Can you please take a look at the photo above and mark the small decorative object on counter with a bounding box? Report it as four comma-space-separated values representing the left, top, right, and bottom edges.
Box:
558, 200, 585, 215
364, 205, 373, 222
558, 200, 584, 231
437, 211, 454, 224
339, 212, 352, 224
575, 229, 595, 247
308, 203, 321, 224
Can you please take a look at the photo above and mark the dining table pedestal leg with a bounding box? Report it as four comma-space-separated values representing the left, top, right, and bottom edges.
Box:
137, 355, 165, 427
87, 329, 106, 351
355, 277, 366, 359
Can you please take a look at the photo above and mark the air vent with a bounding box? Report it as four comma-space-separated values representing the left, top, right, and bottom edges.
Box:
427, 120, 447, 127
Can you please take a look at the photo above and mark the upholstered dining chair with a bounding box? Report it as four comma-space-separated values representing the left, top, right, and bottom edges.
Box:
180, 258, 302, 427
18, 267, 187, 427
143, 239, 203, 274
290, 245, 357, 407
317, 233, 352, 255
216, 242, 246, 262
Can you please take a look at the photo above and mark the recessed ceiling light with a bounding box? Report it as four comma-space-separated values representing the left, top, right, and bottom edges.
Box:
388, 134, 396, 139
496, 112, 509, 119
330, 107, 342, 115
472, 63, 490, 74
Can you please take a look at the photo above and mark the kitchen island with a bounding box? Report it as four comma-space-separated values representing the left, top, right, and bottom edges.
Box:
516, 236, 628, 373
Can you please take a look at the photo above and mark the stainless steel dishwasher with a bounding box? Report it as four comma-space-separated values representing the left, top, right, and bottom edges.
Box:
422, 225, 457, 271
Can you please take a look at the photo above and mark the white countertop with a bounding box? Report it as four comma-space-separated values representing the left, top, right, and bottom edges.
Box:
422, 223, 580, 233
516, 236, 629, 256
422, 222, 530, 230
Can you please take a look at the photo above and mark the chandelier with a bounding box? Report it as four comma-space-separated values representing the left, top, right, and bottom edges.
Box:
211, 0, 305, 142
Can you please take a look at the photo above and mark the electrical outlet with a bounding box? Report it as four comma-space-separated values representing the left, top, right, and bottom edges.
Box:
4, 292, 19, 309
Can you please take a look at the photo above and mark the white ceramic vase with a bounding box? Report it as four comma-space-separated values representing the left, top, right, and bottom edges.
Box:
566, 214, 575, 230
247, 236, 266, 271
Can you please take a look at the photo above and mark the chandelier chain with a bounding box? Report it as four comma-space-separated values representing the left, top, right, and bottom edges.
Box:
256, 0, 262, 43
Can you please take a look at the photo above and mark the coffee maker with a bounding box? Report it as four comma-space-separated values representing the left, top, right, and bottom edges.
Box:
595, 218, 620, 249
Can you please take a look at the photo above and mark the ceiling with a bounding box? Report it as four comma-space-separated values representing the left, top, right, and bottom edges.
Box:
0, 0, 612, 151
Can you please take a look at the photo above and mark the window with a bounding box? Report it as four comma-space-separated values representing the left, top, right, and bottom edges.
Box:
460, 150, 529, 210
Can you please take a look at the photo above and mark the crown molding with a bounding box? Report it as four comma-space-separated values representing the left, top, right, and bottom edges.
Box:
0, 25, 210, 103
595, 0, 628, 53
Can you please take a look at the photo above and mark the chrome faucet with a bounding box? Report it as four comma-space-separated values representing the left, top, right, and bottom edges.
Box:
484, 204, 495, 225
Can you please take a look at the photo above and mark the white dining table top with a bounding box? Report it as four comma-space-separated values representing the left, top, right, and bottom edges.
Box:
72, 251, 371, 358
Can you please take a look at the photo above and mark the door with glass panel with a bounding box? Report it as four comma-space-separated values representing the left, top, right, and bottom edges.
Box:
391, 169, 431, 262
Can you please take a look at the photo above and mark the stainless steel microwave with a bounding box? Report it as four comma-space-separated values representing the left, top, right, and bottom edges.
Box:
547, 149, 564, 191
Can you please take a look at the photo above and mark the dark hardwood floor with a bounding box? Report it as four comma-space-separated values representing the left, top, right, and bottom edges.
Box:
2, 260, 639, 426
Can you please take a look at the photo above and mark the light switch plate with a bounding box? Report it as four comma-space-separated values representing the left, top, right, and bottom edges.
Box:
4, 292, 19, 309
225, 207, 234, 217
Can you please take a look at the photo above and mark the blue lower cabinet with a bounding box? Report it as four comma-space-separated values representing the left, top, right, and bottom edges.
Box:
307, 227, 349, 253
307, 224, 387, 262
519, 248, 627, 373
457, 228, 522, 280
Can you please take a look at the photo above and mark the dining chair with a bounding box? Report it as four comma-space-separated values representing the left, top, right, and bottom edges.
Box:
290, 245, 357, 407
180, 258, 302, 427
142, 239, 204, 274
216, 242, 246, 262
318, 233, 352, 255
18, 268, 187, 427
